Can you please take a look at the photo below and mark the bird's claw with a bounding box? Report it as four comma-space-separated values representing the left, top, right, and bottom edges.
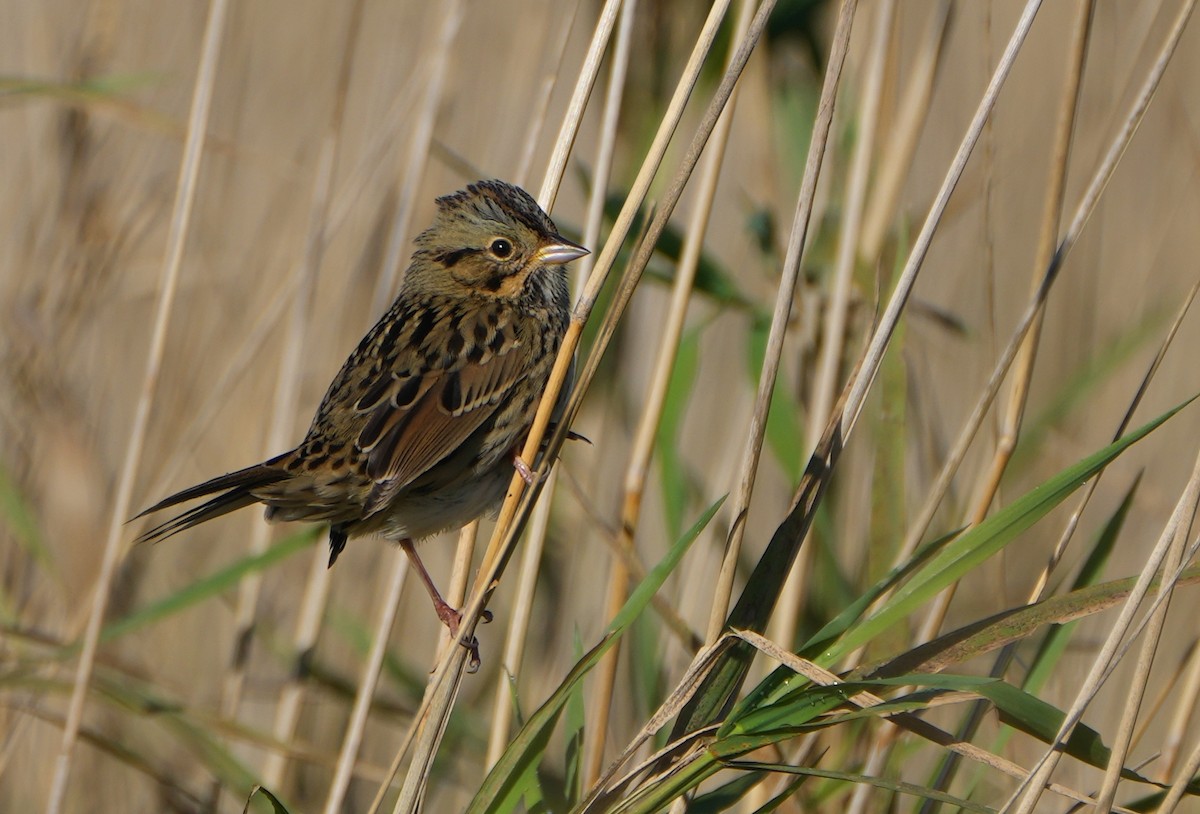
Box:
437, 603, 492, 673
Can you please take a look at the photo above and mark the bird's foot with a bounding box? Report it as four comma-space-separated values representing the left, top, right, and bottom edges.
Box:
512, 454, 538, 485
434, 599, 493, 674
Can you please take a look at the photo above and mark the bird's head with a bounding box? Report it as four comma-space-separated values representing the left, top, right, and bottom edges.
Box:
409, 179, 587, 301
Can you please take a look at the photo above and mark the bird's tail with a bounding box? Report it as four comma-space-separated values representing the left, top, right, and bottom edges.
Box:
132, 455, 292, 544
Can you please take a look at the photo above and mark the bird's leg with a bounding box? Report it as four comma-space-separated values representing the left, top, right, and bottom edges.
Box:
398, 538, 491, 671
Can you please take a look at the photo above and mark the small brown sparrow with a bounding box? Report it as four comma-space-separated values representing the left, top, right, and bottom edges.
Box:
135, 180, 586, 660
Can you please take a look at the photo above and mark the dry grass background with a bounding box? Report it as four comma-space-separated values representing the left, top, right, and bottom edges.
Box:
3, 1, 1200, 812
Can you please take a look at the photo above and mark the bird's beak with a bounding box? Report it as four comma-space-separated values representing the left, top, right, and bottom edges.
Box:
536, 236, 589, 265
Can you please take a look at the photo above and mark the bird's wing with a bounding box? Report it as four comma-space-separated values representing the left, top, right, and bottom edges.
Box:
350, 304, 527, 498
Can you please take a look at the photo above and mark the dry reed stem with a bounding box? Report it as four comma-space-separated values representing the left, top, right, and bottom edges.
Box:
901, 5, 1098, 806
1012, 453, 1200, 811
390, 2, 632, 807
44, 2, 230, 811
1159, 725, 1200, 811
728, 632, 1136, 812
372, 0, 464, 315
393, 1, 785, 806
250, 3, 368, 790
582, 0, 756, 789
575, 0, 636, 284
989, 7, 1199, 806
855, 0, 1173, 643
321, 550, 409, 814
438, 521, 480, 658
707, 0, 860, 644
1159, 638, 1200, 778
839, 0, 1044, 439
859, 0, 952, 262
469, 0, 580, 766
483, 473, 554, 767
849, 5, 1195, 797
1096, 501, 1190, 812
755, 7, 893, 813
514, 5, 581, 188
537, 0, 625, 211
772, 0, 895, 690
821, 3, 1047, 806
484, 0, 637, 769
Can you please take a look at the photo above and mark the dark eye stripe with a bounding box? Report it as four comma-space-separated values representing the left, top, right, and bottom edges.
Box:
435, 247, 477, 268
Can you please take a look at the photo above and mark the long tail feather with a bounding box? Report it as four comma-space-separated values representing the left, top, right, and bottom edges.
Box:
132, 456, 291, 544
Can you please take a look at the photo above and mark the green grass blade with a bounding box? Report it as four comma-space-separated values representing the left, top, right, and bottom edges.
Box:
822, 396, 1194, 663
467, 496, 724, 814
724, 762, 994, 814
98, 527, 318, 645
243, 785, 292, 814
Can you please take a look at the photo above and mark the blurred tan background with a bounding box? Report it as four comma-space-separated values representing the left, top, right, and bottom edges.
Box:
3, 1, 1200, 811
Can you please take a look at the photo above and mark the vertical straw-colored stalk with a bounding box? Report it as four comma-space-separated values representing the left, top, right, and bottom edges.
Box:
484, 0, 638, 770
321, 550, 409, 814
849, 5, 1189, 797
388, 2, 628, 809
770, 0, 894, 679
763, 9, 893, 814
910, 4, 1095, 804
372, 0, 465, 316
1159, 708, 1200, 812
836, 0, 1048, 628
838, 0, 1044, 437
1093, 501, 1192, 809
252, 1, 367, 789
44, 2, 230, 811
704, 0, 861, 643
999, 7, 1199, 806
1159, 635, 1200, 778
859, 0, 951, 264
910, 0, 1093, 661
583, 0, 755, 789
440, 0, 574, 683
1004, 445, 1200, 813
391, 2, 779, 808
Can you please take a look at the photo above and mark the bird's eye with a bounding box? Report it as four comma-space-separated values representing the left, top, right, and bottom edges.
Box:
489, 238, 513, 259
